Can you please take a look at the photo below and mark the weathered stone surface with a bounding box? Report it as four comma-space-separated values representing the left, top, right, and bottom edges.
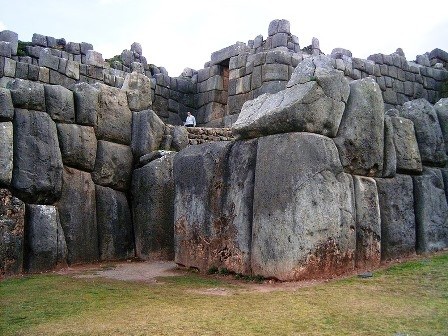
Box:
57, 167, 98, 264
174, 140, 257, 274
383, 116, 397, 177
95, 185, 134, 261
0, 30, 18, 55
95, 83, 132, 145
233, 56, 349, 139
24, 205, 67, 273
131, 109, 165, 158
434, 98, 448, 155
375, 174, 416, 260
132, 153, 176, 260
353, 176, 381, 269
268, 19, 290, 36
211, 42, 248, 65
171, 126, 189, 151
72, 82, 99, 127
56, 124, 97, 171
334, 78, 385, 176
0, 88, 14, 121
390, 116, 422, 173
251, 133, 356, 280
122, 71, 153, 111
0, 188, 25, 276
137, 150, 175, 168
0, 122, 13, 186
44, 85, 75, 123
400, 99, 447, 166
413, 168, 448, 253
92, 140, 133, 192
12, 109, 63, 204
85, 50, 104, 67
7, 79, 46, 111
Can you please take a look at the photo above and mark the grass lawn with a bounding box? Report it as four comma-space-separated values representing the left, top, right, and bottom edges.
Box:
1, 252, 447, 335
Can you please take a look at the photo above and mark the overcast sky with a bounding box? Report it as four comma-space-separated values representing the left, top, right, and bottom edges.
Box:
1, 0, 447, 76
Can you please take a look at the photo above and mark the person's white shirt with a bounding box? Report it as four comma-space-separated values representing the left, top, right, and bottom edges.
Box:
185, 113, 196, 126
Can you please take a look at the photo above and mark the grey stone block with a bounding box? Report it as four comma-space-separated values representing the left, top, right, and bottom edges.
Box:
271, 33, 288, 48
0, 122, 13, 186
0, 30, 18, 55
57, 124, 97, 171
39, 49, 60, 70
57, 167, 98, 264
132, 153, 175, 260
268, 19, 290, 35
24, 205, 67, 273
0, 87, 14, 121
131, 109, 166, 158
353, 176, 381, 269
413, 168, 448, 253
72, 82, 99, 127
210, 42, 248, 65
65, 60, 80, 80
0, 41, 11, 57
251, 133, 355, 280
95, 84, 132, 145
65, 42, 81, 55
0, 188, 25, 276
92, 140, 133, 192
32, 33, 47, 47
375, 174, 416, 260
390, 116, 422, 173
80, 42, 93, 55
44, 85, 75, 123
3, 58, 16, 77
434, 98, 448, 155
261, 63, 289, 82
27, 64, 39, 81
12, 109, 63, 204
95, 185, 134, 261
122, 72, 152, 111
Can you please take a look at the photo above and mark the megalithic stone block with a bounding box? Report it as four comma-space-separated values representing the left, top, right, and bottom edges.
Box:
0, 122, 13, 186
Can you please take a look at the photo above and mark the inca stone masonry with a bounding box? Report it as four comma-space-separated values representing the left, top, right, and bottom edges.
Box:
1, 20, 448, 280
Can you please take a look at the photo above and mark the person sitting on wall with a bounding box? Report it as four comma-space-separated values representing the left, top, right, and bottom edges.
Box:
184, 111, 196, 127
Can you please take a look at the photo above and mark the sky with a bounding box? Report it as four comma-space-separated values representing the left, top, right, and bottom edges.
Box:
1, 0, 447, 77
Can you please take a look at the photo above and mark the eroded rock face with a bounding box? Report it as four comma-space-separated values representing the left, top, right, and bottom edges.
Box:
24, 204, 67, 273
95, 185, 134, 261
434, 98, 448, 155
0, 189, 25, 276
334, 78, 385, 176
122, 71, 153, 111
131, 109, 165, 158
57, 167, 98, 264
251, 133, 356, 281
375, 174, 416, 260
174, 140, 257, 274
400, 99, 446, 166
12, 109, 63, 204
0, 122, 13, 186
232, 56, 349, 139
132, 153, 176, 261
413, 168, 448, 253
353, 176, 381, 269
72, 82, 99, 127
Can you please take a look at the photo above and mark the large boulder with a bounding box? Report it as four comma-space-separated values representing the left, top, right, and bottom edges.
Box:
232, 56, 349, 139
413, 168, 448, 253
434, 98, 448, 155
7, 79, 46, 111
389, 116, 422, 173
400, 99, 446, 166
56, 124, 97, 171
72, 82, 99, 127
95, 185, 134, 261
353, 176, 381, 269
12, 109, 63, 204
375, 174, 416, 260
95, 83, 132, 145
132, 153, 176, 260
57, 167, 98, 264
171, 126, 189, 151
131, 109, 165, 158
44, 85, 75, 123
382, 115, 397, 177
0, 189, 25, 276
24, 205, 67, 273
251, 133, 356, 281
121, 71, 153, 111
174, 140, 257, 274
334, 78, 385, 176
92, 140, 133, 192
0, 122, 13, 186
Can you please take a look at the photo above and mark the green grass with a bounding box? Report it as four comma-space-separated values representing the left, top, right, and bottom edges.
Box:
1, 252, 447, 335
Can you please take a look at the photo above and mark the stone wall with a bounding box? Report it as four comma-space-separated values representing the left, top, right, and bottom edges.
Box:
174, 57, 448, 281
